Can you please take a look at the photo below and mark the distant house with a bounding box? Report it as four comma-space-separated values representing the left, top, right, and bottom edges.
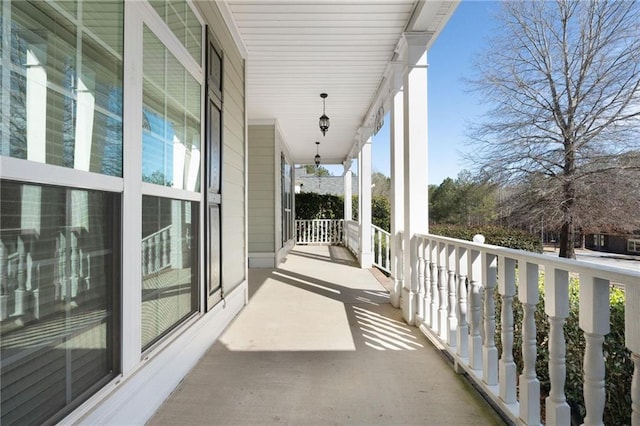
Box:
586, 233, 640, 255
295, 167, 358, 196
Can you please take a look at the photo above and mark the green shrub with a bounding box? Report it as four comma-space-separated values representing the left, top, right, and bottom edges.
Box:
295, 193, 390, 232
494, 276, 630, 424
431, 224, 542, 253
371, 196, 390, 232
295, 193, 344, 220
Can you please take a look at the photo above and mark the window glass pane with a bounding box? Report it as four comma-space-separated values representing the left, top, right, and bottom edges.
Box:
149, 0, 201, 65
281, 155, 293, 245
141, 196, 198, 350
0, 180, 119, 425
143, 26, 201, 191
2, 1, 123, 176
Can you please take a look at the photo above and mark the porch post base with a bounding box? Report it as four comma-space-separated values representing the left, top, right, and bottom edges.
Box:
14, 289, 27, 316
401, 287, 416, 324
0, 295, 8, 321
359, 251, 373, 269
390, 279, 402, 308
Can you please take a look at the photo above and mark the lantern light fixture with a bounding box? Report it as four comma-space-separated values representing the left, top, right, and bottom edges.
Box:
319, 93, 329, 136
314, 141, 321, 167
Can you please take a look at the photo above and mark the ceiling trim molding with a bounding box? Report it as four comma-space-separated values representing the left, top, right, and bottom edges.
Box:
216, 1, 248, 59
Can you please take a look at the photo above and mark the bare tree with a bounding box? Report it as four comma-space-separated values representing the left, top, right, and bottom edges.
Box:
371, 170, 391, 199
469, 0, 640, 258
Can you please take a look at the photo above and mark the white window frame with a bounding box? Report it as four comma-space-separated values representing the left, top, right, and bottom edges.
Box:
121, 0, 205, 374
0, 0, 124, 192
628, 239, 640, 253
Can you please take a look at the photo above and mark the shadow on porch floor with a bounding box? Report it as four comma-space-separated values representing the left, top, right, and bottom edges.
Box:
148, 245, 506, 425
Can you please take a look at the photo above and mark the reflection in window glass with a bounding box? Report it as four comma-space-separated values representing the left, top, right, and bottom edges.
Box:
282, 155, 293, 245
141, 196, 198, 350
149, 0, 202, 64
0, 181, 119, 425
143, 26, 201, 191
1, 1, 123, 176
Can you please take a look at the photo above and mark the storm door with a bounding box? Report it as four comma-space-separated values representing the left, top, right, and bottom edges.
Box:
205, 29, 223, 309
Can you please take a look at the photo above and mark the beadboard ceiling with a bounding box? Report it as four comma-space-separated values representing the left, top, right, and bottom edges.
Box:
223, 1, 459, 169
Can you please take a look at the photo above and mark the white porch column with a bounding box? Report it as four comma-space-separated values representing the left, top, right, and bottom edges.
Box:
389, 62, 404, 308
359, 137, 373, 268
401, 34, 429, 325
344, 168, 353, 221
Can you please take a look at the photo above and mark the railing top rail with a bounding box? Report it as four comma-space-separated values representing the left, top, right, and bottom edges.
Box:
295, 219, 344, 223
419, 232, 640, 284
371, 224, 390, 236
142, 224, 173, 243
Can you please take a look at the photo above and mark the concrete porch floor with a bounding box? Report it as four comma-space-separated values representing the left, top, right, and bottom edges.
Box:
148, 245, 506, 425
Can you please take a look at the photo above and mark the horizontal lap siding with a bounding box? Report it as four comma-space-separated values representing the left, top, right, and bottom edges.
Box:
196, 1, 247, 293
248, 125, 276, 254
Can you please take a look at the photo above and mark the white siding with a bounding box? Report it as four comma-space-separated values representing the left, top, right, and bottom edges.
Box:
248, 125, 275, 253
196, 1, 247, 294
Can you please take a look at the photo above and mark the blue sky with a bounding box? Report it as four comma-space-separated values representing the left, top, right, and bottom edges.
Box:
327, 1, 499, 185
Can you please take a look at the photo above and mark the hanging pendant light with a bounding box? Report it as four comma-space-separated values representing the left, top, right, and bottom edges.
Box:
319, 93, 329, 136
314, 141, 321, 167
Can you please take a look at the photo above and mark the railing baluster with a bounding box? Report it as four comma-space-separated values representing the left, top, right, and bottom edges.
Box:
545, 268, 571, 425
482, 253, 498, 386
307, 220, 311, 243
456, 246, 468, 365
323, 220, 327, 243
154, 233, 161, 272
416, 238, 425, 322
430, 240, 438, 331
15, 235, 27, 318
70, 230, 80, 301
162, 228, 170, 268
385, 232, 390, 271
498, 256, 517, 404
325, 220, 328, 243
468, 249, 482, 371
518, 262, 540, 424
376, 231, 382, 265
580, 275, 610, 426
447, 244, 457, 348
142, 240, 148, 276
423, 239, 431, 327
0, 237, 8, 321
58, 232, 67, 301
438, 242, 448, 339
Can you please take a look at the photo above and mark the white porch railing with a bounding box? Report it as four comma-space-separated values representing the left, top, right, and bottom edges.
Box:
295, 219, 344, 245
344, 220, 359, 258
410, 233, 640, 426
141, 225, 172, 275
372, 224, 390, 273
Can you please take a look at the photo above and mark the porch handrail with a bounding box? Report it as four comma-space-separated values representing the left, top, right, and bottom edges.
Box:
371, 224, 390, 273
295, 219, 344, 245
412, 232, 640, 425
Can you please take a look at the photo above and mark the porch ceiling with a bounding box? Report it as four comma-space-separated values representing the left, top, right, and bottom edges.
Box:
222, 1, 459, 168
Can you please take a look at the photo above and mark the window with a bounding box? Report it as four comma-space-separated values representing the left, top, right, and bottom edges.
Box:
140, 2, 203, 346
1, 1, 123, 423
141, 196, 198, 350
0, 181, 120, 425
628, 239, 640, 253
2, 1, 123, 176
142, 26, 201, 191
149, 0, 202, 65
